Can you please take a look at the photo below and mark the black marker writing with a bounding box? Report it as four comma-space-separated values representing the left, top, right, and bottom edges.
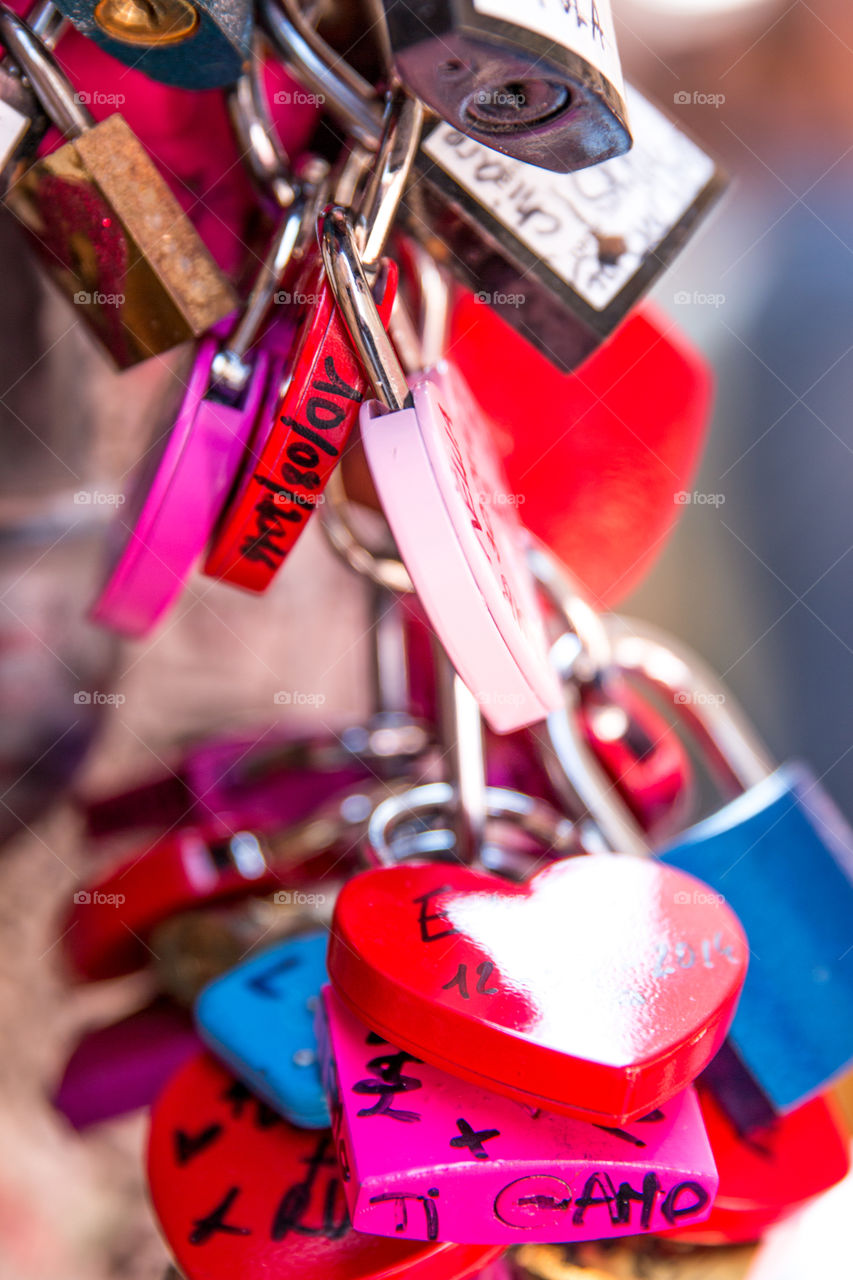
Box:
190, 1186, 251, 1245
449, 1117, 501, 1160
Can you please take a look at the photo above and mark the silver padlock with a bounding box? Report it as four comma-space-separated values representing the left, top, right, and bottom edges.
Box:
262, 0, 726, 372
372, 0, 631, 173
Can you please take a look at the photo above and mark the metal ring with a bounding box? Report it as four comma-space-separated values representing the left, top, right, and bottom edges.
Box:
527, 539, 614, 685
320, 466, 414, 592
365, 782, 578, 870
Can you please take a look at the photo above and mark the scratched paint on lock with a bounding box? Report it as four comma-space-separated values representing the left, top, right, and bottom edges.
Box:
146, 1052, 502, 1280
319, 986, 717, 1244
195, 931, 329, 1128
327, 856, 748, 1125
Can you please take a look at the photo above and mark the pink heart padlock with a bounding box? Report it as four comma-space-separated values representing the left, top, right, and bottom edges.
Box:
318, 985, 718, 1244
328, 855, 748, 1127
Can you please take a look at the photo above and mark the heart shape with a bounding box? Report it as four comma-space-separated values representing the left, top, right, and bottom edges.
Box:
449, 298, 711, 607
147, 1052, 502, 1280
328, 856, 747, 1126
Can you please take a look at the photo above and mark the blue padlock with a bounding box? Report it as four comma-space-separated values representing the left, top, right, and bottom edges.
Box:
194, 930, 329, 1127
609, 619, 853, 1115
54, 0, 251, 89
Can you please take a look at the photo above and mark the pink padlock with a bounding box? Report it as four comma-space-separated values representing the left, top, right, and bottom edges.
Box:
90, 191, 315, 637
321, 206, 562, 735
318, 986, 718, 1245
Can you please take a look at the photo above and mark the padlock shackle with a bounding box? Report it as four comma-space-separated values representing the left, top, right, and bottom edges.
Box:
320, 203, 412, 413
320, 467, 415, 592
432, 640, 487, 866
606, 616, 774, 796
260, 0, 382, 150
0, 4, 90, 136
227, 42, 298, 211
365, 781, 578, 872
356, 87, 422, 268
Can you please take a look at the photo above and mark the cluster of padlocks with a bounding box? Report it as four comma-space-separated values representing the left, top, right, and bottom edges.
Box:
3, 0, 852, 1275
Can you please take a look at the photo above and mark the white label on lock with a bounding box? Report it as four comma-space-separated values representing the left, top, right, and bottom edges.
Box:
422, 88, 716, 312
472, 0, 625, 97
0, 99, 29, 163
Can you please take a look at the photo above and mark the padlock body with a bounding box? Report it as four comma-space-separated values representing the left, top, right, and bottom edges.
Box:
5, 113, 236, 367
381, 0, 629, 172
319, 985, 717, 1243
195, 931, 330, 1128
662, 763, 853, 1111
405, 88, 724, 372
49, 0, 251, 89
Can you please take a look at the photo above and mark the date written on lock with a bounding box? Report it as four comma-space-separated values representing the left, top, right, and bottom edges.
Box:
318, 987, 718, 1244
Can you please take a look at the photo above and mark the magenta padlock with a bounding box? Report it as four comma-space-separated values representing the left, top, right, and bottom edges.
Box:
90, 181, 321, 638
321, 206, 562, 735
319, 986, 718, 1245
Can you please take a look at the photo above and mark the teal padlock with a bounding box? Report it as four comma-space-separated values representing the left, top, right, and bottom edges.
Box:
611, 618, 853, 1115
52, 0, 251, 89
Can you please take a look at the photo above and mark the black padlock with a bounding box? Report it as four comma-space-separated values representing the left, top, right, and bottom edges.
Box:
374, 0, 631, 173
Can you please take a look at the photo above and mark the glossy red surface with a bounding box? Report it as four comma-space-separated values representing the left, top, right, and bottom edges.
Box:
450, 296, 712, 607
63, 826, 344, 980
328, 857, 748, 1126
581, 683, 694, 838
205, 261, 397, 590
662, 1088, 851, 1244
146, 1052, 503, 1280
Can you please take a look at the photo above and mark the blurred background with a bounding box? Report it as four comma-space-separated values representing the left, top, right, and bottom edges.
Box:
0, 0, 852, 1276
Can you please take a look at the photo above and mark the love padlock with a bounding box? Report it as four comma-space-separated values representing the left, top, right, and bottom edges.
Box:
52, 997, 200, 1130
146, 1051, 503, 1280
0, 6, 237, 367
449, 297, 712, 607
64, 779, 385, 980
377, 0, 629, 172
610, 619, 853, 1114
319, 984, 717, 1244
321, 204, 562, 734
204, 91, 415, 590
663, 1087, 850, 1245
195, 931, 329, 1129
328, 785, 748, 1126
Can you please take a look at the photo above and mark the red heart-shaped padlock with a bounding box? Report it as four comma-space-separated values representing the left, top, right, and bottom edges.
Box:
450, 296, 712, 606
328, 856, 747, 1126
661, 1088, 851, 1245
147, 1052, 503, 1280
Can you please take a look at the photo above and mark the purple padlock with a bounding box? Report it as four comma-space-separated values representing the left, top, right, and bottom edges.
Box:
318, 986, 718, 1245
